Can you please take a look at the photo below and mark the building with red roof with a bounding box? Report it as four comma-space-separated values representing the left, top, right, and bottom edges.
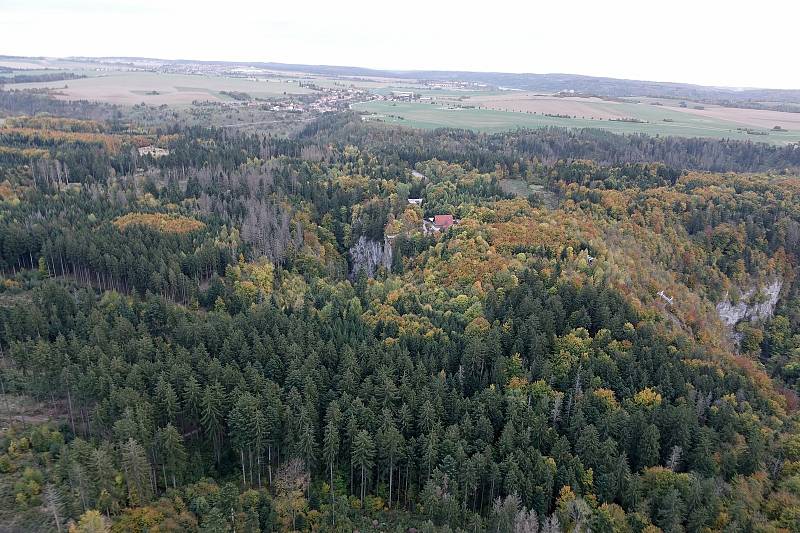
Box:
433, 214, 454, 230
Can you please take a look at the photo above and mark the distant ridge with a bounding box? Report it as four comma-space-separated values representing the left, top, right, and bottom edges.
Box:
4, 55, 800, 103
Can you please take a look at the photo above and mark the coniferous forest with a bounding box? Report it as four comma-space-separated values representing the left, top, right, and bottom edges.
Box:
2, 91, 800, 532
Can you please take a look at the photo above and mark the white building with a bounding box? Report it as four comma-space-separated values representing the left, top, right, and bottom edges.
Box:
138, 146, 170, 158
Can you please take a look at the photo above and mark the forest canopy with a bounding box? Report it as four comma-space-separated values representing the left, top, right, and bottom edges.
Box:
1, 103, 800, 532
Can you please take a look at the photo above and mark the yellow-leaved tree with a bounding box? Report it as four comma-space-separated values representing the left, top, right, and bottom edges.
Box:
69, 510, 109, 533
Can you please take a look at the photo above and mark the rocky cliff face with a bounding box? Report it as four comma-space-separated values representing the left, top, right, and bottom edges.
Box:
349, 235, 393, 278
716, 279, 782, 327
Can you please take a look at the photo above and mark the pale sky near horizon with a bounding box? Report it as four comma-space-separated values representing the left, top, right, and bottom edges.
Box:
1, 0, 798, 90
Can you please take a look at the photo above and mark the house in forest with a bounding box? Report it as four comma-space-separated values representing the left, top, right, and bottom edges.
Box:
423, 214, 457, 234
434, 214, 455, 230
138, 145, 170, 158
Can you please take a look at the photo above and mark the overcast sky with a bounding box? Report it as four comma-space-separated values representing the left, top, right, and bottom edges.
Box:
1, 0, 798, 89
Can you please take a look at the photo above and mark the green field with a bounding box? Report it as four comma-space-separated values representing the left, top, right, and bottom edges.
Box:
354, 101, 800, 144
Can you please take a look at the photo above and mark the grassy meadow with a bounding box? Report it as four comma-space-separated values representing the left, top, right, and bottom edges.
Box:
354, 100, 800, 144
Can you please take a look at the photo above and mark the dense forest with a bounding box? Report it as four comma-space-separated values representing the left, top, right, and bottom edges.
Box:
1, 100, 800, 532
301, 114, 800, 173
0, 73, 87, 85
